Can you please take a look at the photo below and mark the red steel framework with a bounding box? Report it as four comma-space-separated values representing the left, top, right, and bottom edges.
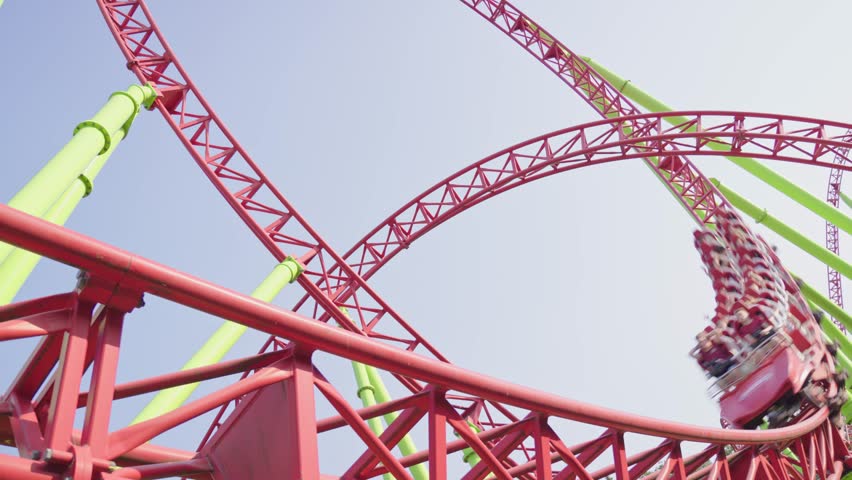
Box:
0, 0, 850, 478
826, 137, 847, 315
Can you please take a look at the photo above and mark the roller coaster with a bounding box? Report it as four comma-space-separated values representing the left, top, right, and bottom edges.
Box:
1, 1, 852, 479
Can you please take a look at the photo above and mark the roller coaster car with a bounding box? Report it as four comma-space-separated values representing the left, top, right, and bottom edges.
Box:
709, 331, 819, 429
715, 334, 807, 429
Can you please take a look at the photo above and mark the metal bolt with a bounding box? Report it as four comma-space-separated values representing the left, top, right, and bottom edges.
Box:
43, 448, 53, 461
30, 450, 41, 460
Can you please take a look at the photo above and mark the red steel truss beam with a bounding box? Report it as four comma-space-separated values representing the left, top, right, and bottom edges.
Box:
825, 132, 848, 315
462, 0, 852, 327
459, 0, 725, 223
84, 1, 850, 477
95, 0, 448, 367
0, 203, 837, 445
192, 111, 852, 466
94, 0, 786, 373
76, 349, 291, 407
290, 111, 852, 314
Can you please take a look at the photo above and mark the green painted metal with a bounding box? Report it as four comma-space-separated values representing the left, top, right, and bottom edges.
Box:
130, 257, 303, 424
363, 364, 429, 480
819, 314, 852, 373
823, 322, 852, 371
800, 282, 852, 420
0, 128, 127, 305
338, 304, 427, 479
842, 191, 852, 210
352, 361, 394, 480
581, 57, 852, 237
0, 84, 156, 265
456, 420, 483, 468
798, 278, 852, 333
575, 55, 852, 426
514, 28, 704, 222
580, 57, 689, 125
712, 179, 852, 280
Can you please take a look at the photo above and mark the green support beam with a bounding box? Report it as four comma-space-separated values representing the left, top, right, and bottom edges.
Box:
817, 309, 852, 371
352, 361, 394, 480
0, 128, 128, 305
842, 192, 852, 210
799, 279, 852, 420
456, 421, 483, 469
581, 57, 852, 237
339, 306, 428, 480
363, 364, 429, 480
0, 84, 156, 265
712, 179, 852, 281
518, 27, 706, 223
573, 55, 852, 425
798, 278, 852, 333
131, 258, 303, 424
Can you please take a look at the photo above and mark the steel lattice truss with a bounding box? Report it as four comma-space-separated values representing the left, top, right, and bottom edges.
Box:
826, 137, 848, 318
0, 0, 851, 479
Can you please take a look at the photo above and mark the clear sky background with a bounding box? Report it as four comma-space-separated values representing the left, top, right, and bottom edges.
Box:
1, 1, 851, 476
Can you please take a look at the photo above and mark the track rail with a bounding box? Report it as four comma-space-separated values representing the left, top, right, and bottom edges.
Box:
461, 0, 851, 326
0, 204, 845, 479
95, 0, 447, 369
288, 111, 852, 302
97, 0, 736, 360
189, 119, 852, 478
89, 1, 852, 478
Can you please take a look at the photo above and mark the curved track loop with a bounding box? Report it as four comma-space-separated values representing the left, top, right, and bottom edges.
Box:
93, 1, 852, 478
292, 111, 852, 302
0, 205, 845, 479
458, 0, 730, 226
98, 0, 745, 361
207, 119, 852, 478
462, 0, 852, 328
95, 0, 448, 372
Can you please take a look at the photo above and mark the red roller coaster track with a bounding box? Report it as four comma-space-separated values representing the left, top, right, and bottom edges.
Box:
0, 1, 850, 479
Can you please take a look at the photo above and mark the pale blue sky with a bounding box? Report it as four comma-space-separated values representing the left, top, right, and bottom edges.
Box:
1, 1, 851, 476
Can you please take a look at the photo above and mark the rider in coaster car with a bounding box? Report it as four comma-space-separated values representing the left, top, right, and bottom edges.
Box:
733, 305, 777, 347
695, 328, 735, 377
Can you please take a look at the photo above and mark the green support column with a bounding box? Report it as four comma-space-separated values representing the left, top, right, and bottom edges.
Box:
798, 278, 852, 333
799, 280, 852, 420
362, 361, 429, 479
352, 361, 397, 480
517, 26, 704, 222
0, 84, 156, 265
575, 55, 852, 425
712, 179, 852, 281
0, 128, 127, 305
349, 366, 429, 479
338, 306, 427, 480
131, 258, 303, 424
817, 310, 852, 372
455, 421, 483, 469
581, 57, 852, 236
841, 192, 852, 210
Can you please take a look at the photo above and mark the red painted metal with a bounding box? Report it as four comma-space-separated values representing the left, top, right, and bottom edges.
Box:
93, 0, 781, 369
462, 0, 851, 323
0, 188, 848, 478
190, 111, 852, 461
94, 0, 448, 368
286, 112, 852, 311
825, 132, 848, 319
0, 1, 832, 478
